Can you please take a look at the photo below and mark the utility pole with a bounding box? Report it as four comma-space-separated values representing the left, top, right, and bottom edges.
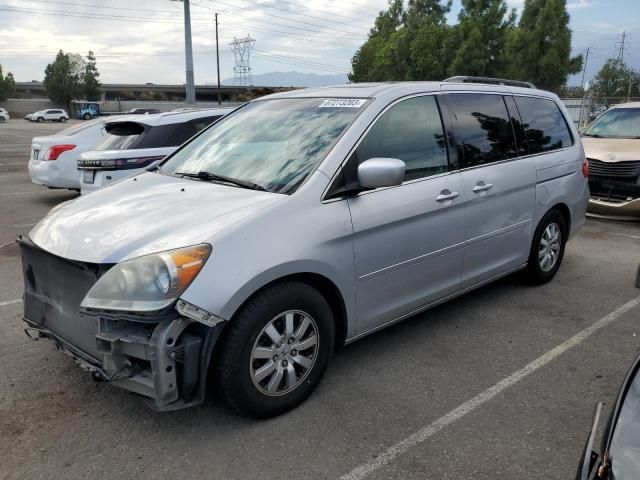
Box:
179, 0, 196, 105
578, 47, 591, 128
215, 13, 221, 106
616, 31, 628, 64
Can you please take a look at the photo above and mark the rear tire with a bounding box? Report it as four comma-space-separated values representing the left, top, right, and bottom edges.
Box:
0, 117, 5, 123
523, 210, 567, 285
213, 281, 335, 418
83, 113, 91, 120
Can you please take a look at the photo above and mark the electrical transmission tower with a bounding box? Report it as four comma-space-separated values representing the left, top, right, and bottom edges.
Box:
230, 36, 255, 86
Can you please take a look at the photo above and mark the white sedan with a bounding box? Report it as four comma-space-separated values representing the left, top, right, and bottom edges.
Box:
26, 109, 69, 123
0, 108, 10, 122
28, 117, 125, 190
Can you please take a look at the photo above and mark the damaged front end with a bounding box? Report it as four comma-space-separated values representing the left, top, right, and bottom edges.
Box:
18, 237, 225, 411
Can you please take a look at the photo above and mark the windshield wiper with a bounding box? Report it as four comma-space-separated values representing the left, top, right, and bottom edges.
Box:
175, 171, 267, 192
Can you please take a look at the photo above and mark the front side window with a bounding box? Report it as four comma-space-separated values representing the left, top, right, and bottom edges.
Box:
448, 93, 518, 168
350, 95, 448, 182
160, 98, 366, 194
515, 96, 573, 153
583, 107, 640, 139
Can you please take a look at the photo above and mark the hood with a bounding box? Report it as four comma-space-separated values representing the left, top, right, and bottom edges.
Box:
30, 171, 284, 263
582, 137, 640, 162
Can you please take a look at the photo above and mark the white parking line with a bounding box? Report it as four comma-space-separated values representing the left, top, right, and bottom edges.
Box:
610, 233, 640, 240
0, 240, 15, 249
341, 294, 640, 480
0, 299, 22, 307
0, 192, 38, 196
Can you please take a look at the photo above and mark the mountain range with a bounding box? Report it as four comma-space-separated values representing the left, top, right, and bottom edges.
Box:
223, 71, 349, 88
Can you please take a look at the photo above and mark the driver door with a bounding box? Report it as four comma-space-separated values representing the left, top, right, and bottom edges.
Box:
343, 95, 467, 334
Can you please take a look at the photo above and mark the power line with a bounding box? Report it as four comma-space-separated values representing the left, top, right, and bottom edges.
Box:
205, 0, 371, 31
0, 4, 363, 46
192, 1, 365, 39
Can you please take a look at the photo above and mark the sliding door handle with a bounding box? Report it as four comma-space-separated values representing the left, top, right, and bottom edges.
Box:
472, 182, 494, 193
436, 190, 459, 202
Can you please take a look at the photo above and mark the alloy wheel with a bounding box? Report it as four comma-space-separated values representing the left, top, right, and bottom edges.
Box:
250, 310, 319, 396
538, 222, 561, 272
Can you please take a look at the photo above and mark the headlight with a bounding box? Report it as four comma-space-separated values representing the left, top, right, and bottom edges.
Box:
81, 244, 211, 312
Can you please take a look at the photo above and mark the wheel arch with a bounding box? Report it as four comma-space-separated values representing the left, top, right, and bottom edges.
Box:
222, 272, 349, 349
547, 202, 571, 236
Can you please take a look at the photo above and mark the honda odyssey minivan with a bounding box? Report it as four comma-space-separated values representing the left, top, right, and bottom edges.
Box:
19, 79, 589, 417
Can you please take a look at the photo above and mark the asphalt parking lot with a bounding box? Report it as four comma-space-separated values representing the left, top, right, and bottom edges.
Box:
1, 120, 639, 480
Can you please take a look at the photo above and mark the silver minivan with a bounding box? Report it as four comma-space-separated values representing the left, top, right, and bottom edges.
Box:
19, 79, 589, 417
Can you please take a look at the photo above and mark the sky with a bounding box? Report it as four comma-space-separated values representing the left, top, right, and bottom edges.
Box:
0, 0, 638, 86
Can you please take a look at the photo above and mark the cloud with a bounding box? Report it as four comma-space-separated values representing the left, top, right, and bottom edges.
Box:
568, 0, 594, 9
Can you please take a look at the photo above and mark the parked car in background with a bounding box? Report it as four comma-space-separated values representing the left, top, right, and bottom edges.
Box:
0, 108, 9, 122
28, 116, 126, 190
576, 352, 640, 480
126, 108, 161, 115
582, 102, 640, 219
20, 80, 588, 417
26, 109, 69, 123
78, 108, 231, 194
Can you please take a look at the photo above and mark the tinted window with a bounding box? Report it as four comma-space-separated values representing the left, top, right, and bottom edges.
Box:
352, 96, 448, 182
168, 116, 221, 146
610, 364, 640, 479
96, 122, 176, 150
515, 96, 573, 153
449, 93, 517, 168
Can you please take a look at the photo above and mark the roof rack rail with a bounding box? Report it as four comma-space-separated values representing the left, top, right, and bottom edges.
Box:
443, 76, 536, 89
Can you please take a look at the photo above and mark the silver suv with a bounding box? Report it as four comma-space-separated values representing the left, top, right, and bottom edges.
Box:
20, 79, 589, 417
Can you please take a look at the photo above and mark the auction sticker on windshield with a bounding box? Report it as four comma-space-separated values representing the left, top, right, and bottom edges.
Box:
318, 99, 367, 108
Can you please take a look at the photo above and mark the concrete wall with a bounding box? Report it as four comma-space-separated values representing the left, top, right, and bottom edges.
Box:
2, 98, 243, 117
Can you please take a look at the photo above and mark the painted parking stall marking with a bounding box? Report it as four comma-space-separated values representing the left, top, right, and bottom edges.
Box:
341, 294, 640, 480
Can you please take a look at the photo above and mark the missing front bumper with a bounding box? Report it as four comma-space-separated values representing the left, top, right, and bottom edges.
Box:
24, 315, 224, 411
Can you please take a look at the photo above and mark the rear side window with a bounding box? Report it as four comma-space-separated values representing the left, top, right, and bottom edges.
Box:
96, 122, 178, 150
167, 116, 221, 146
514, 96, 573, 153
448, 93, 517, 168
352, 96, 448, 181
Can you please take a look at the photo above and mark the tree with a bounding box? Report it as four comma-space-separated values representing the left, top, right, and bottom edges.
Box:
350, 0, 453, 82
0, 65, 16, 101
591, 58, 640, 98
83, 51, 101, 100
448, 0, 515, 78
43, 50, 85, 109
504, 0, 582, 91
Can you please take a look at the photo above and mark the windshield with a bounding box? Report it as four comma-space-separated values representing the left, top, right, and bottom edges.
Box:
583, 108, 640, 139
159, 98, 367, 194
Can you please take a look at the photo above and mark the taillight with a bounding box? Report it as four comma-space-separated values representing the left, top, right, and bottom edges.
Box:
582, 158, 588, 177
43, 144, 76, 161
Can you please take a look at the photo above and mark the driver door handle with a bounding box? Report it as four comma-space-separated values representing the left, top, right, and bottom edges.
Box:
472, 182, 494, 193
436, 189, 459, 202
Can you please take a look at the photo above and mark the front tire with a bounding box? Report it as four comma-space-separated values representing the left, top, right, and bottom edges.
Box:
60, 117, 67, 123
37, 117, 44, 123
523, 210, 567, 285
213, 281, 335, 418
83, 113, 91, 120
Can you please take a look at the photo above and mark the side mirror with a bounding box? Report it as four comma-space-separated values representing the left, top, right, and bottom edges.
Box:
357, 158, 405, 189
